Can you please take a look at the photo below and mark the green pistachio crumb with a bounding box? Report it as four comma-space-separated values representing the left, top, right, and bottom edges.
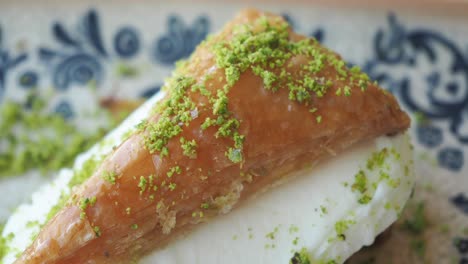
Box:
320, 205, 328, 214
102, 171, 117, 184
168, 182, 177, 191
93, 226, 101, 237
138, 176, 148, 194
352, 170, 367, 194
335, 219, 356, 241
366, 148, 388, 171
200, 203, 210, 209
0, 223, 7, 259
212, 90, 229, 115
343, 86, 351, 96
180, 137, 197, 158
167, 166, 182, 178
226, 148, 243, 163
79, 196, 97, 219
216, 118, 240, 138
335, 87, 342, 96
384, 202, 392, 210
316, 115, 322, 124
25, 221, 40, 229
0, 98, 109, 179
131, 224, 139, 230
201, 117, 216, 130
0, 230, 15, 261
290, 247, 311, 264
358, 195, 372, 204
266, 226, 280, 240
141, 76, 196, 156
289, 224, 299, 234
292, 237, 299, 245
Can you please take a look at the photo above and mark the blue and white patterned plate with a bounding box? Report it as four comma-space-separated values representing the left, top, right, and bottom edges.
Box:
0, 2, 467, 263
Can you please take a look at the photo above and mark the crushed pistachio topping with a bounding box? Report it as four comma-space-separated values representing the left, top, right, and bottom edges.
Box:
180, 137, 197, 158
79, 196, 97, 219
248, 227, 254, 239
290, 247, 311, 264
349, 147, 402, 205
102, 170, 117, 184
351, 170, 371, 205
226, 147, 243, 164
25, 221, 40, 229
343, 86, 351, 96
68, 157, 101, 188
131, 224, 139, 230
167, 166, 182, 178
289, 224, 299, 234
136, 15, 371, 167
266, 225, 280, 240
168, 182, 177, 191
214, 16, 369, 106
0, 231, 14, 261
366, 148, 388, 171
334, 219, 356, 241
139, 76, 196, 157
320, 205, 328, 214
0, 223, 7, 260
138, 176, 148, 194
0, 98, 108, 178
93, 226, 101, 237
316, 115, 322, 124
292, 237, 299, 245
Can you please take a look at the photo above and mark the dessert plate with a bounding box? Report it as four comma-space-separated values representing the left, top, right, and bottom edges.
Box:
0, 1, 467, 263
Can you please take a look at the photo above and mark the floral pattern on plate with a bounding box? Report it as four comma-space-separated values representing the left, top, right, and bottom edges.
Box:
0, 3, 467, 263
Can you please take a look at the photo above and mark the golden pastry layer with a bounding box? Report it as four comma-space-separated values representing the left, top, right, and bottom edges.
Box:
17, 9, 409, 264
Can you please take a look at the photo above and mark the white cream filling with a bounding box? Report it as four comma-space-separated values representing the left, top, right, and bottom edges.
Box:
140, 133, 414, 264
1, 88, 415, 264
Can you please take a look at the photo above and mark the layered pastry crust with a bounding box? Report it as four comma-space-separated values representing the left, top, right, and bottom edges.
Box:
13, 9, 409, 264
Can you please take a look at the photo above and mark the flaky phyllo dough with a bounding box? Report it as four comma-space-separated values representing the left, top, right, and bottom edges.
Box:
16, 9, 409, 264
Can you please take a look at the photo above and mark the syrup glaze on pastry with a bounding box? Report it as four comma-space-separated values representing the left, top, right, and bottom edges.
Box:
2, 9, 410, 264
